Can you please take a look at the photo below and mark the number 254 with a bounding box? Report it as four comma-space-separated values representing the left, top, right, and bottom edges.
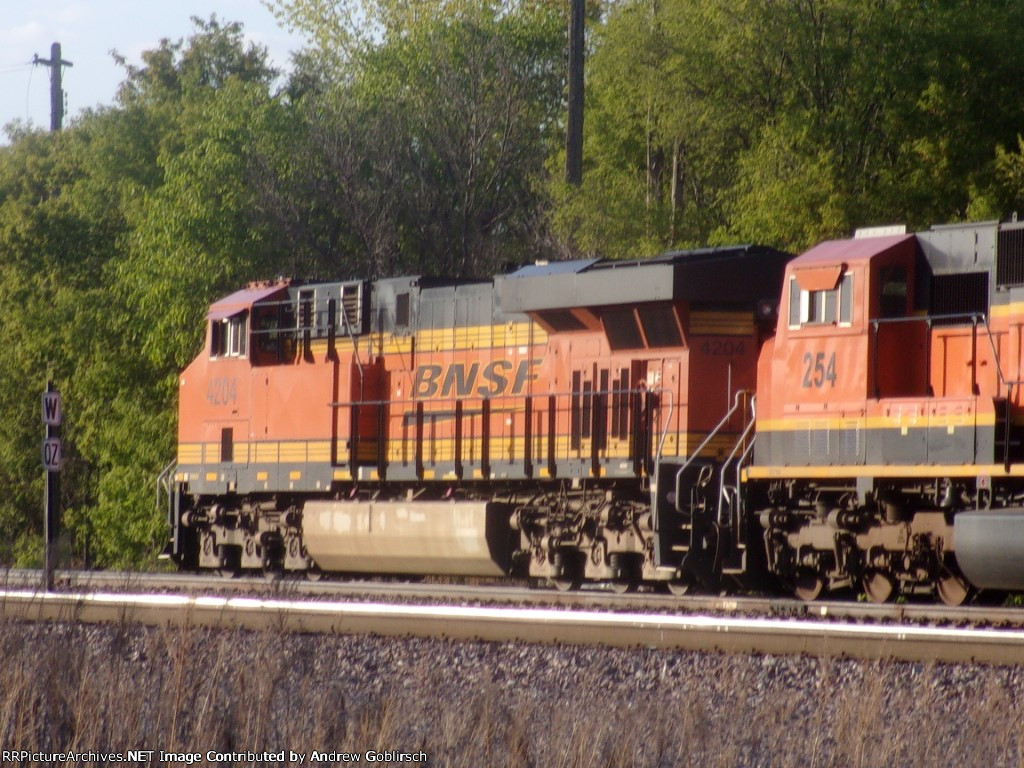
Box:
802, 352, 837, 388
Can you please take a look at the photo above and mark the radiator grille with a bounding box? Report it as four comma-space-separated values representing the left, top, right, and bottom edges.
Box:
997, 228, 1024, 287
931, 272, 988, 325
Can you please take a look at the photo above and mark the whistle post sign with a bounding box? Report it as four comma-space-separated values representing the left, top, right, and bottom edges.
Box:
42, 390, 62, 427
42, 387, 61, 472
42, 438, 62, 472
42, 381, 61, 590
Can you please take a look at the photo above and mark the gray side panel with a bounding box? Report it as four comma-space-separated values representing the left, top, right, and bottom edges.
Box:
917, 222, 997, 276
498, 264, 676, 313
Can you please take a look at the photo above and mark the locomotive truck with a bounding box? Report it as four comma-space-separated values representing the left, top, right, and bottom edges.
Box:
162, 220, 1024, 604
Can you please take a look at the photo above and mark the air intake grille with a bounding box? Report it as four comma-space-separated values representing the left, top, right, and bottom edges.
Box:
341, 283, 363, 333
997, 228, 1024, 287
931, 272, 988, 325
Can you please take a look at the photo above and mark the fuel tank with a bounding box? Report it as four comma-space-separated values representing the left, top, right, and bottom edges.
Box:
954, 508, 1024, 590
302, 499, 514, 577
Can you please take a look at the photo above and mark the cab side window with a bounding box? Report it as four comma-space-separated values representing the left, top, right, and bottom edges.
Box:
210, 314, 248, 358
878, 266, 908, 318
788, 273, 853, 328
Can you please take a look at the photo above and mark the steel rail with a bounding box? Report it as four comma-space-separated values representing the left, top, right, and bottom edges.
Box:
1, 588, 1023, 665
6, 569, 1024, 629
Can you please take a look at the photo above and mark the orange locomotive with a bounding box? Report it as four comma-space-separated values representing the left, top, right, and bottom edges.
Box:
165, 247, 788, 589
165, 220, 1024, 602
745, 221, 1024, 604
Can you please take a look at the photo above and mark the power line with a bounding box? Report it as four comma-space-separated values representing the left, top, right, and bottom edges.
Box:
26, 65, 36, 123
0, 63, 32, 75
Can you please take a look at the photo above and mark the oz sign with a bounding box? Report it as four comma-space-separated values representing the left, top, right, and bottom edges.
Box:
42, 438, 61, 472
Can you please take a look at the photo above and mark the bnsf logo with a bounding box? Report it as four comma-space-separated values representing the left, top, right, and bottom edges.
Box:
413, 359, 541, 398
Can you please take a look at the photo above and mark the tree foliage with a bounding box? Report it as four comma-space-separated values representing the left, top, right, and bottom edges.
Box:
268, 0, 565, 277
560, 0, 1024, 255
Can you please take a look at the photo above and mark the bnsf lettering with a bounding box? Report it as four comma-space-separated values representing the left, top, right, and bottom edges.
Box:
413, 359, 540, 398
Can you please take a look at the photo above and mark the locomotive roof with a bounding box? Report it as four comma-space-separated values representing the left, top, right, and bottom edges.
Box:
496, 244, 791, 312
206, 281, 289, 319
792, 234, 914, 267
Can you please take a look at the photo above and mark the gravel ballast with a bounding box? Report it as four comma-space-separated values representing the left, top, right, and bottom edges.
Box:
1, 620, 1021, 767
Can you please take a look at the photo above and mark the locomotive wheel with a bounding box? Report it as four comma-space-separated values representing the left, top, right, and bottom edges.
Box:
609, 578, 638, 594
216, 546, 240, 579
552, 550, 583, 592
666, 580, 691, 596
552, 575, 582, 592
609, 553, 640, 593
862, 571, 896, 604
793, 569, 824, 602
665, 574, 695, 596
936, 572, 970, 606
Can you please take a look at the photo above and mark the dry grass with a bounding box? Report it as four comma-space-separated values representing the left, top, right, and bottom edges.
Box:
0, 620, 1023, 767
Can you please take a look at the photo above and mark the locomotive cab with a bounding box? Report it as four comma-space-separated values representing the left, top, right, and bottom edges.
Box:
749, 222, 1024, 603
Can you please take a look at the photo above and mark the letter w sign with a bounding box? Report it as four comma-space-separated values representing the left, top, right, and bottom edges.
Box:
42, 391, 61, 426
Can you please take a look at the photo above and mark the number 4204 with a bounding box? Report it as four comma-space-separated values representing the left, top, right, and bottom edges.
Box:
802, 352, 837, 388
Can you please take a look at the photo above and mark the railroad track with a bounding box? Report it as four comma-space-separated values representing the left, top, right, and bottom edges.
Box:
1, 569, 1024, 664
2, 586, 1024, 665
4, 568, 1024, 627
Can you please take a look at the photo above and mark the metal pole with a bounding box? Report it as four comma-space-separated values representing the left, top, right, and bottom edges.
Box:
565, 0, 585, 185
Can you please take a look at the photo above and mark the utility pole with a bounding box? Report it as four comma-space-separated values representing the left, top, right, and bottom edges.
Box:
33, 42, 73, 132
565, 0, 585, 186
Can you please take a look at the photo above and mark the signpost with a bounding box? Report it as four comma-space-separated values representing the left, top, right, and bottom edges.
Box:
42, 382, 60, 590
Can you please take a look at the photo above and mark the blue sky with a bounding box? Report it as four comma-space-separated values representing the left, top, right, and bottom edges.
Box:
0, 1, 308, 138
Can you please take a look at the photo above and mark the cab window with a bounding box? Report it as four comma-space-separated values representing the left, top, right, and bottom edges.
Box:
211, 313, 248, 358
878, 266, 908, 318
789, 273, 853, 328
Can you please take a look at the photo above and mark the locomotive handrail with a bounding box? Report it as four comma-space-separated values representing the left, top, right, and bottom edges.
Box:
871, 310, 1024, 470
652, 387, 674, 470
717, 394, 757, 527
156, 459, 175, 509
328, 387, 658, 409
869, 311, 1024, 394
673, 390, 750, 515
328, 385, 671, 477
156, 459, 177, 561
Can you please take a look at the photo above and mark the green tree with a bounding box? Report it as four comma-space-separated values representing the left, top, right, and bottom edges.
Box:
266, 0, 566, 277
561, 0, 1024, 255
0, 17, 288, 567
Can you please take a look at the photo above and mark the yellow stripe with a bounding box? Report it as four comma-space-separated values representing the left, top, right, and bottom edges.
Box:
689, 311, 755, 336
759, 411, 993, 431
254, 443, 279, 462
320, 323, 548, 356
989, 302, 1024, 319
178, 444, 202, 463
746, 463, 1012, 480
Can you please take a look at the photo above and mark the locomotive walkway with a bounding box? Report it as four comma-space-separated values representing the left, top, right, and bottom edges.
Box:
1, 571, 1024, 665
